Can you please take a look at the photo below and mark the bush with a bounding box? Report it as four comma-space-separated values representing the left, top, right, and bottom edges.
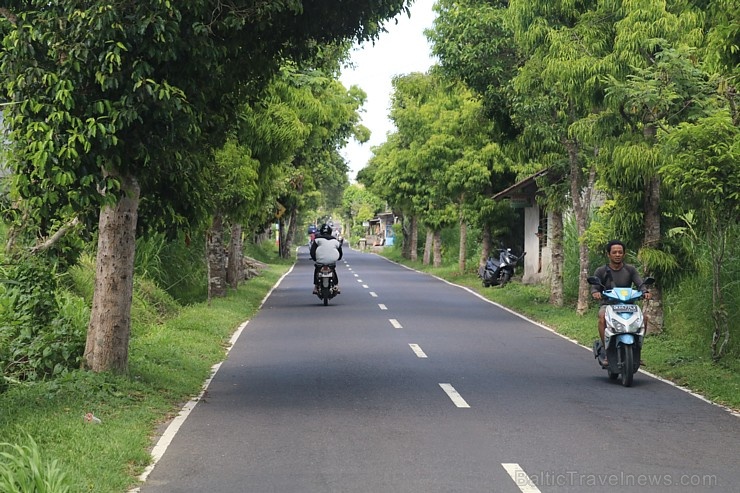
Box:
136, 232, 207, 304
0, 256, 85, 381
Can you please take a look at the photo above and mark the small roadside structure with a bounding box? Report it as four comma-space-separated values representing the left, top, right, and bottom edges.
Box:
365, 212, 396, 249
492, 170, 551, 284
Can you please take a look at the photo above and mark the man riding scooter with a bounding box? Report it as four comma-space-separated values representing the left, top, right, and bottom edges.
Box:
310, 223, 343, 295
591, 240, 652, 366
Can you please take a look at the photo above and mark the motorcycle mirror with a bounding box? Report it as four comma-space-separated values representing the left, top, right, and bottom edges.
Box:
586, 276, 602, 286
642, 277, 655, 286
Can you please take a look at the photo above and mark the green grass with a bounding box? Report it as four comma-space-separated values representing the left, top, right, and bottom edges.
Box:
380, 248, 740, 413
1, 240, 736, 492
0, 261, 293, 493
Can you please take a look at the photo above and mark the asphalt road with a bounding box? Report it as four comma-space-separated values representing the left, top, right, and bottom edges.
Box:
135, 246, 739, 493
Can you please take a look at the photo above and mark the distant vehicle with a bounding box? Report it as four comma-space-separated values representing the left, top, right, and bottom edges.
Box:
479, 248, 526, 287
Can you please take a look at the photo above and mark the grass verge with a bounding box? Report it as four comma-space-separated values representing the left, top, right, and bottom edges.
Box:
0, 261, 293, 493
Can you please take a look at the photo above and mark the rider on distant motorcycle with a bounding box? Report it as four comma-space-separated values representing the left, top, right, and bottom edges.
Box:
590, 240, 652, 365
310, 223, 343, 295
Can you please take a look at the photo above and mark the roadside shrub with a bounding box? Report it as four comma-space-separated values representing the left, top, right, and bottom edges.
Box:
0, 256, 85, 381
62, 252, 95, 302
137, 232, 207, 304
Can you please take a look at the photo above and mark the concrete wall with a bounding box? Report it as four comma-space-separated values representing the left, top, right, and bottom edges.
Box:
522, 204, 552, 285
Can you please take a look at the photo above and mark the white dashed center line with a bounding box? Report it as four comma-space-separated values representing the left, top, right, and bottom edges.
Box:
389, 319, 402, 329
369, 292, 378, 297
409, 344, 427, 358
378, 304, 387, 310
502, 464, 542, 493
439, 383, 470, 408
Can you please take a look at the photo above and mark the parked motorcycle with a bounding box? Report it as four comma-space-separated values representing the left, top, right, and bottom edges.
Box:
588, 276, 655, 387
479, 248, 526, 287
315, 263, 339, 306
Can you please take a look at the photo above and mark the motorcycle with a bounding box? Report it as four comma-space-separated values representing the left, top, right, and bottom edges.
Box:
588, 276, 655, 387
315, 263, 339, 306
479, 248, 526, 287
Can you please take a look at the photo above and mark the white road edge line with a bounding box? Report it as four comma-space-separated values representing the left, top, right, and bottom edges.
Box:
127, 264, 296, 492
502, 463, 542, 493
372, 254, 740, 419
409, 344, 427, 358
389, 319, 402, 329
439, 383, 470, 408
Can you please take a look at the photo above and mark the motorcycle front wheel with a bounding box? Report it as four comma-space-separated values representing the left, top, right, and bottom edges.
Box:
499, 271, 511, 287
620, 345, 634, 387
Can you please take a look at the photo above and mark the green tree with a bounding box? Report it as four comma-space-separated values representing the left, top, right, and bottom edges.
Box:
341, 184, 385, 243
660, 112, 740, 360
597, 1, 706, 333
427, 0, 521, 267
509, 0, 612, 312
0, 1, 410, 373
273, 70, 366, 258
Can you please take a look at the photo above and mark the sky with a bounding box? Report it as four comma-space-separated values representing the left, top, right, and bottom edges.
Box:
339, 0, 437, 182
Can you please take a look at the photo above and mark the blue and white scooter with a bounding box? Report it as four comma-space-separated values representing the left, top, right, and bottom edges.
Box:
588, 276, 655, 387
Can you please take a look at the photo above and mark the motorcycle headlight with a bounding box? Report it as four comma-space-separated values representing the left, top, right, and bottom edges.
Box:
612, 320, 627, 333
627, 317, 644, 332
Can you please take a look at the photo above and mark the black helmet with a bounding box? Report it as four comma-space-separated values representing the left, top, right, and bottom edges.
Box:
319, 223, 332, 236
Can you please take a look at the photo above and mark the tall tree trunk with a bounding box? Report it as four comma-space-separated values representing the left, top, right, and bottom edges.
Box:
410, 215, 418, 262
549, 210, 565, 307
458, 215, 467, 273
84, 172, 140, 373
284, 207, 298, 257
433, 229, 442, 268
642, 124, 664, 334
480, 222, 492, 269
277, 217, 286, 258
227, 222, 243, 289
400, 214, 411, 259
423, 229, 433, 265
207, 213, 227, 301
565, 139, 593, 315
